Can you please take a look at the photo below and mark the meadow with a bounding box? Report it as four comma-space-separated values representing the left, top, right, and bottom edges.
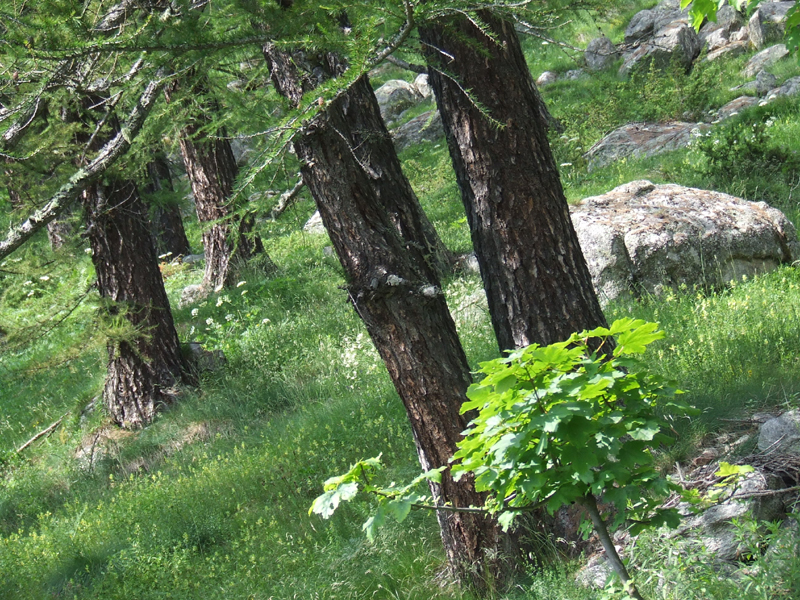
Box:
2, 1, 800, 598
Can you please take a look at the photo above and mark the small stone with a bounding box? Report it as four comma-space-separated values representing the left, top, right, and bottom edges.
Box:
536, 71, 558, 87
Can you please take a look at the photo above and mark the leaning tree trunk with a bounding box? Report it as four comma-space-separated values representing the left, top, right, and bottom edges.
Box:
82, 179, 191, 429
166, 81, 269, 293
268, 54, 507, 584
419, 13, 608, 351
144, 154, 192, 258
263, 44, 454, 278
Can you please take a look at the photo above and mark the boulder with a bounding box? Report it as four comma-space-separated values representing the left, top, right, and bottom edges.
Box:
373, 79, 422, 123
706, 40, 749, 61
564, 68, 586, 80
536, 71, 558, 87
678, 470, 787, 561
303, 210, 326, 234
179, 284, 208, 308
413, 73, 432, 100
185, 341, 227, 373
700, 5, 746, 51
738, 69, 779, 95
585, 36, 619, 71
716, 95, 760, 120
625, 8, 658, 44
584, 122, 699, 171
769, 75, 800, 98
569, 181, 799, 303
749, 1, 794, 49
743, 44, 789, 78
758, 410, 800, 454
620, 23, 702, 76
391, 110, 444, 152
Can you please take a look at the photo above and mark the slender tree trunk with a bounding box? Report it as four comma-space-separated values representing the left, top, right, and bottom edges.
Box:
419, 13, 607, 351
263, 44, 454, 278
144, 154, 192, 258
267, 47, 507, 583
166, 81, 270, 293
82, 179, 192, 429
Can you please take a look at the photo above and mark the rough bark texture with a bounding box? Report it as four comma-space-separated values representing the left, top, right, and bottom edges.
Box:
166, 81, 268, 293
420, 14, 608, 351
82, 179, 190, 429
263, 45, 454, 277
267, 46, 506, 582
144, 154, 192, 258
296, 80, 504, 584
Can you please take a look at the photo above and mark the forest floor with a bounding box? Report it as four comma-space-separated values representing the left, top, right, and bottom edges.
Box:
2, 1, 800, 598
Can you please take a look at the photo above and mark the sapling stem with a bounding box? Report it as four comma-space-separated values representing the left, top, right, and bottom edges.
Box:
580, 493, 644, 600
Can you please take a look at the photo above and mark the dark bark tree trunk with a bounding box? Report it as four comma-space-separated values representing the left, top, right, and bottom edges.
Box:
266, 43, 507, 583
82, 178, 192, 429
144, 154, 192, 258
166, 82, 270, 293
419, 13, 608, 351
263, 44, 454, 278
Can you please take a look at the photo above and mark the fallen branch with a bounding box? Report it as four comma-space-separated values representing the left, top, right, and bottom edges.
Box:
0, 73, 165, 260
270, 177, 305, 220
16, 416, 65, 454
385, 55, 427, 74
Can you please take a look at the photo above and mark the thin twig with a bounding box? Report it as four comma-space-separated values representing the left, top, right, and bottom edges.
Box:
16, 416, 65, 453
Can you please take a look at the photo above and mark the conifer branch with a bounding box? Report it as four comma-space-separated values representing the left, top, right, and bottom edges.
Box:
0, 73, 165, 260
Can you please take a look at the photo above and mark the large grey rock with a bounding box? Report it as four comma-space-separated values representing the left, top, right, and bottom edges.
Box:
620, 23, 702, 76
700, 5, 746, 50
716, 95, 760, 120
585, 36, 619, 71
585, 122, 699, 171
569, 181, 800, 303
185, 342, 227, 373
743, 44, 789, 78
374, 80, 422, 123
678, 470, 786, 561
391, 110, 444, 152
740, 69, 779, 95
624, 0, 690, 44
536, 71, 558, 87
759, 410, 800, 454
179, 284, 208, 308
706, 40, 749, 61
750, 1, 794, 49
303, 210, 326, 234
412, 73, 432, 100
769, 75, 800, 98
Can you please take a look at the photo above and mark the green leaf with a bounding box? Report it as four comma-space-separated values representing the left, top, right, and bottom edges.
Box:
309, 481, 358, 519
363, 504, 387, 542
385, 499, 412, 523
615, 321, 664, 355
628, 421, 662, 441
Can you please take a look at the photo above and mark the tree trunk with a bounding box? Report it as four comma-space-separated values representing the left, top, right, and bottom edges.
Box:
166, 81, 269, 293
268, 52, 507, 583
263, 44, 454, 278
144, 154, 192, 258
419, 13, 607, 351
82, 179, 191, 429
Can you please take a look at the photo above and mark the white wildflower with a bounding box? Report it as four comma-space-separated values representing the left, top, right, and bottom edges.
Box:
191, 308, 199, 317
39, 275, 49, 281
236, 281, 246, 287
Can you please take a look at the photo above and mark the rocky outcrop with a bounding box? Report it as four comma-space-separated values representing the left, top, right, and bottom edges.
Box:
570, 180, 799, 303
374, 79, 422, 124
743, 44, 790, 77
619, 0, 701, 76
585, 36, 619, 71
759, 411, 800, 454
391, 110, 444, 152
749, 1, 794, 49
584, 122, 700, 171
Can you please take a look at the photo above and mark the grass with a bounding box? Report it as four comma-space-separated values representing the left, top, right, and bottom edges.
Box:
3, 1, 800, 598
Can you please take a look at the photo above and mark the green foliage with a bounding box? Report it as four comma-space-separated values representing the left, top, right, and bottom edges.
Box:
452, 320, 696, 534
